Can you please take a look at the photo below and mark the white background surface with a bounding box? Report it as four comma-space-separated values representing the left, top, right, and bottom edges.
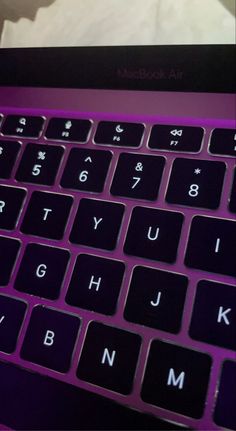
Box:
0, 0, 235, 47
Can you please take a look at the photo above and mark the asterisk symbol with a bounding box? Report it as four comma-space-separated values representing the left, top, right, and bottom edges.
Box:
194, 168, 201, 175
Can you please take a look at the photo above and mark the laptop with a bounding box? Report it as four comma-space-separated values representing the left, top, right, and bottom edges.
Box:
0, 45, 235, 430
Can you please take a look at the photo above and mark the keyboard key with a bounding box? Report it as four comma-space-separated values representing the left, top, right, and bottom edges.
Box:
16, 143, 64, 185
94, 121, 144, 147
189, 280, 236, 350
185, 216, 236, 277
0, 361, 186, 431
66, 254, 125, 315
229, 168, 236, 213
61, 148, 112, 192
166, 158, 225, 209
21, 191, 73, 240
124, 206, 183, 263
1, 115, 44, 138
77, 321, 141, 394
148, 124, 203, 153
0, 236, 21, 285
21, 306, 80, 372
141, 340, 211, 418
14, 244, 70, 300
0, 294, 27, 353
0, 140, 21, 179
70, 198, 124, 251
0, 185, 26, 230
45, 117, 91, 142
214, 361, 236, 430
110, 153, 165, 200
124, 266, 188, 333
209, 128, 236, 157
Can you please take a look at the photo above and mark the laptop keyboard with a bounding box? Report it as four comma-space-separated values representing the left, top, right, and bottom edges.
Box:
0, 111, 235, 430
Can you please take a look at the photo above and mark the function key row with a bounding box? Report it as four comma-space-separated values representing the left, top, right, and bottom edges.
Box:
1, 115, 235, 155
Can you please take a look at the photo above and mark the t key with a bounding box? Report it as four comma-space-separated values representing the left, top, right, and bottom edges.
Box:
166, 158, 225, 209
185, 216, 236, 277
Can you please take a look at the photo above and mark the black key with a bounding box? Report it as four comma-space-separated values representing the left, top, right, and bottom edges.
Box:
110, 153, 165, 200
185, 216, 236, 277
1, 115, 44, 138
148, 124, 203, 152
189, 280, 236, 350
0, 185, 26, 230
94, 121, 144, 147
209, 128, 236, 157
45, 117, 91, 142
141, 340, 211, 418
70, 198, 124, 251
0, 294, 27, 353
77, 321, 141, 395
16, 143, 64, 185
124, 206, 183, 263
0, 361, 186, 431
21, 306, 80, 372
166, 158, 225, 209
61, 148, 112, 192
66, 254, 125, 315
229, 168, 236, 213
21, 191, 73, 240
124, 266, 188, 333
14, 244, 70, 300
0, 236, 21, 285
0, 140, 21, 179
214, 361, 236, 430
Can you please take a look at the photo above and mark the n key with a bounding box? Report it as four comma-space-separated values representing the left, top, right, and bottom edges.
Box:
185, 216, 236, 277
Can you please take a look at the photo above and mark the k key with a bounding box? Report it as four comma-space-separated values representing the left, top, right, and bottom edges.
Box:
185, 216, 236, 277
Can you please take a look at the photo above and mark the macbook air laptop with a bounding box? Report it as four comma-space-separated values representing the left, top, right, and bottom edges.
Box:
0, 45, 235, 430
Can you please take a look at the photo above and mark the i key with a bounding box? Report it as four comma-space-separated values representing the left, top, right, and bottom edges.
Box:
166, 158, 225, 209
21, 191, 73, 240
141, 340, 211, 418
21, 306, 80, 373
14, 244, 70, 300
0, 294, 27, 353
16, 143, 64, 185
77, 321, 141, 394
61, 148, 112, 192
110, 153, 165, 200
185, 215, 236, 277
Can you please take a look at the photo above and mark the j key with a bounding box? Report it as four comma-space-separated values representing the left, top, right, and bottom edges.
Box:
190, 280, 236, 350
0, 236, 21, 285
45, 117, 91, 143
185, 216, 236, 277
14, 244, 70, 300
66, 254, 125, 315
209, 128, 236, 157
70, 198, 124, 251
148, 124, 203, 152
0, 362, 186, 431
16, 143, 64, 185
0, 294, 27, 353
21, 191, 73, 240
21, 306, 80, 373
124, 206, 183, 263
124, 266, 188, 334
0, 185, 26, 230
77, 321, 141, 395
94, 121, 144, 147
214, 361, 236, 431
1, 115, 44, 138
110, 153, 165, 200
166, 158, 225, 209
141, 340, 211, 418
61, 148, 112, 192
229, 168, 236, 213
0, 140, 21, 179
